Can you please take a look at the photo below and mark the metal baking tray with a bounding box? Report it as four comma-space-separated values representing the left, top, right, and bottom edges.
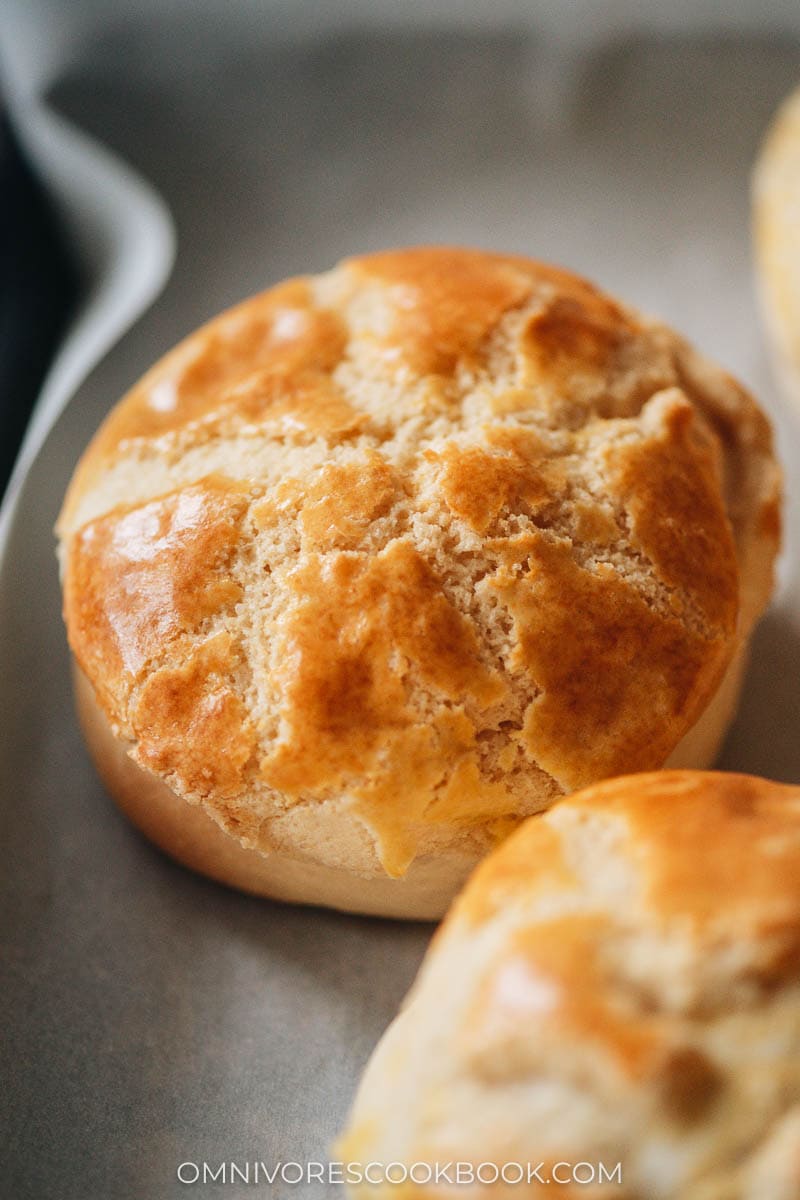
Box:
2, 13, 800, 1198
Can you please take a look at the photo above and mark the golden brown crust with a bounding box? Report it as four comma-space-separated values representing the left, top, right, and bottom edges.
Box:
73, 663, 477, 919
460, 771, 800, 937
579, 772, 800, 936
62, 476, 250, 713
58, 247, 781, 907
131, 632, 258, 802
67, 278, 350, 460
338, 772, 800, 1196
347, 247, 535, 374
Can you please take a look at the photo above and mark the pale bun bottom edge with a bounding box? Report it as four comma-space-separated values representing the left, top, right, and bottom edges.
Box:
73, 644, 748, 921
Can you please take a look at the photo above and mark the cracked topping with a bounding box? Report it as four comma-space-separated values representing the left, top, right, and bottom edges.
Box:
57, 248, 780, 875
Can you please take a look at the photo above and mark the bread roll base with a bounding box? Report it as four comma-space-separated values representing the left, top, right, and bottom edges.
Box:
73, 641, 748, 921
74, 665, 474, 919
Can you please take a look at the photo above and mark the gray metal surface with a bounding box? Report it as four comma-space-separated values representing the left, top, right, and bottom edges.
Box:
2, 22, 800, 1200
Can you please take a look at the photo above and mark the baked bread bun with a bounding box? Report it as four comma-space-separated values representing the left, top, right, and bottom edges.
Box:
754, 85, 800, 413
57, 248, 780, 918
338, 771, 800, 1198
